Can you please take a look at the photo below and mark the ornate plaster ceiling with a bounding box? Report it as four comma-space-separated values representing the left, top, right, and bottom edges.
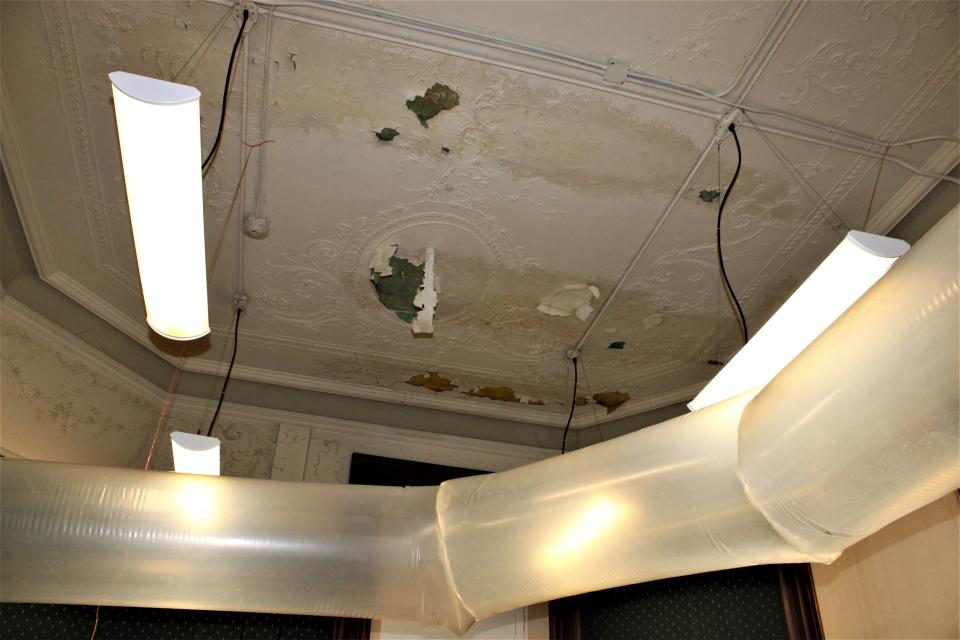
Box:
2, 1, 957, 429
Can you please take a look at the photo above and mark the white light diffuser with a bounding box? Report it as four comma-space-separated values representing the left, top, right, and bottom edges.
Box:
110, 71, 209, 341
170, 432, 221, 476
689, 230, 909, 411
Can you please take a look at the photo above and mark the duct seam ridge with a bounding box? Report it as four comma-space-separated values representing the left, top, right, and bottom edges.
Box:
733, 455, 840, 565
433, 483, 479, 629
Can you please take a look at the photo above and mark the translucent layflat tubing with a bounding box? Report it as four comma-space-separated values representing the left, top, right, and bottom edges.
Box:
1, 207, 957, 634
737, 205, 960, 558
0, 467, 471, 631
436, 390, 814, 621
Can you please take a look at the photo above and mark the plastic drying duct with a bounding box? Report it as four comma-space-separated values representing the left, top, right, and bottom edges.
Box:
2, 207, 957, 634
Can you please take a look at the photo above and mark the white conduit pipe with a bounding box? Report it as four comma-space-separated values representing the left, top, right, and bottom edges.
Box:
1, 207, 957, 634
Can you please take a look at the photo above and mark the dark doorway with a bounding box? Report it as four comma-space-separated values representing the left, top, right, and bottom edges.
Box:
348, 452, 488, 486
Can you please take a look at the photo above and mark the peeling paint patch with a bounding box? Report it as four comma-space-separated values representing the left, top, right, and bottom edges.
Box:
407, 371, 458, 392
537, 285, 600, 321
699, 189, 722, 203
370, 249, 424, 323
466, 386, 543, 405
370, 243, 398, 277
374, 127, 399, 141
608, 341, 626, 349
406, 83, 459, 128
467, 386, 518, 402
593, 391, 630, 414
411, 247, 437, 337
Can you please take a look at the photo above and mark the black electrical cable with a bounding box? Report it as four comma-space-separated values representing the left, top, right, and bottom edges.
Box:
560, 357, 579, 454
717, 123, 749, 344
201, 9, 249, 172
206, 307, 242, 438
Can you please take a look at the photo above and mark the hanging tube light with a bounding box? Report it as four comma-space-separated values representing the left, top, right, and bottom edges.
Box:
109, 71, 209, 341
170, 431, 221, 476
689, 230, 909, 411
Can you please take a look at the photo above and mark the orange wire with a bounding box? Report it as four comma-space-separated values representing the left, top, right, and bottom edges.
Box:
89, 605, 101, 639
141, 137, 274, 473
208, 139, 273, 275
90, 139, 274, 640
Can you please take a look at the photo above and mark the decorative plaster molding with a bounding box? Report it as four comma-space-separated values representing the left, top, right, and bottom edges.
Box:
171, 394, 556, 472
738, 42, 960, 310
0, 81, 58, 277
44, 270, 181, 369
37, 1, 138, 293
2, 295, 163, 406
185, 358, 565, 427
183, 355, 700, 430
868, 135, 960, 236
5, 0, 955, 436
5, 296, 555, 470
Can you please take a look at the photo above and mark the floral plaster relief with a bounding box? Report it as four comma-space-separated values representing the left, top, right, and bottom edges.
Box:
0, 303, 158, 468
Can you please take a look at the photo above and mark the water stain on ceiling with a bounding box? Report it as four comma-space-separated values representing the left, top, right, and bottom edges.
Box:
3, 0, 956, 431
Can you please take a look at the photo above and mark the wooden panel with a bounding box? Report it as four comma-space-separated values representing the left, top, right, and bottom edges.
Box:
812, 493, 960, 639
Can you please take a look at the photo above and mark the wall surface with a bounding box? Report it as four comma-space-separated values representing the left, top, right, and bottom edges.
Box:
1, 296, 554, 477
812, 493, 960, 639
0, 297, 161, 467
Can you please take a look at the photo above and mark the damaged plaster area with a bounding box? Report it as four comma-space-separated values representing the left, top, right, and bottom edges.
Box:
369, 244, 438, 337
405, 372, 545, 406
411, 248, 438, 337
406, 83, 460, 127
466, 386, 545, 405
699, 189, 721, 203
406, 372, 458, 392
238, 19, 801, 413
537, 285, 600, 321
593, 391, 631, 414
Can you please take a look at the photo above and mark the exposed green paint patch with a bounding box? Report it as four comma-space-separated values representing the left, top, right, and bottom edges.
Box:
406, 83, 459, 128
375, 127, 399, 141
699, 189, 722, 203
370, 256, 424, 322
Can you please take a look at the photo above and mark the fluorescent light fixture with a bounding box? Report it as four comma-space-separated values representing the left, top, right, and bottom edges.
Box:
110, 71, 210, 341
170, 431, 221, 476
689, 230, 909, 411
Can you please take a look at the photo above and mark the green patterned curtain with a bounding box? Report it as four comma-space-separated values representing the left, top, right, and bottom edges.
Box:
0, 603, 337, 640
551, 565, 800, 640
